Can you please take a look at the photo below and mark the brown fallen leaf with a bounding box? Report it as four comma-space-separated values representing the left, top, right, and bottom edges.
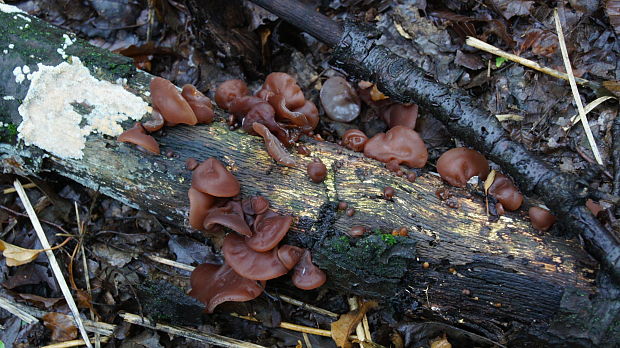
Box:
430, 333, 452, 348
42, 312, 78, 342
331, 300, 378, 348
18, 293, 64, 309
370, 85, 389, 101
0, 237, 71, 266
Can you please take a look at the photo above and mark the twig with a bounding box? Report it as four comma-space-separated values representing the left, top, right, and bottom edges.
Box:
231, 313, 356, 339
121, 312, 266, 348
275, 294, 339, 318
75, 202, 101, 348
146, 254, 195, 272
13, 179, 93, 348
553, 9, 602, 165
562, 96, 616, 131
466, 36, 592, 86
348, 297, 366, 342
41, 336, 110, 348
3, 182, 36, 194
302, 332, 313, 348
0, 204, 72, 235
0, 296, 38, 324
0, 296, 114, 336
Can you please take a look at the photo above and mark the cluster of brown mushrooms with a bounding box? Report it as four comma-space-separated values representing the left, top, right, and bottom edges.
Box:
187, 157, 326, 312
118, 77, 215, 153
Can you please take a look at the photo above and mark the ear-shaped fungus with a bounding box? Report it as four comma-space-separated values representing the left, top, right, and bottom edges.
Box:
363, 126, 428, 168
188, 188, 216, 230
436, 147, 490, 188
256, 72, 305, 110
277, 245, 304, 270
529, 207, 556, 231
488, 173, 523, 211
191, 158, 241, 197
231, 96, 290, 143
222, 233, 288, 280
118, 123, 160, 154
181, 84, 215, 124
320, 76, 361, 122
242, 196, 270, 216
270, 95, 319, 131
189, 263, 264, 313
307, 158, 327, 183
142, 110, 165, 132
381, 104, 418, 129
292, 250, 326, 290
215, 79, 250, 110
252, 123, 297, 167
203, 201, 252, 237
150, 77, 197, 125
342, 129, 368, 152
245, 210, 293, 252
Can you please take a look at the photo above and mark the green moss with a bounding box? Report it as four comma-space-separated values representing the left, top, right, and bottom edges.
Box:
381, 233, 397, 245
1, 123, 18, 143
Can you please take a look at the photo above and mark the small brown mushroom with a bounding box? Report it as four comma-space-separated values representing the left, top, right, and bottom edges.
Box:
488, 172, 523, 211
347, 225, 366, 237
189, 263, 264, 313
406, 172, 417, 183
245, 210, 293, 252
188, 188, 216, 230
586, 199, 603, 216
222, 233, 289, 281
320, 76, 361, 122
342, 129, 368, 152
181, 84, 215, 124
252, 123, 297, 167
277, 245, 304, 270
241, 196, 270, 216
142, 109, 165, 132
436, 147, 490, 188
383, 186, 395, 200
191, 158, 241, 197
269, 95, 319, 131
256, 72, 305, 110
528, 206, 556, 231
185, 158, 199, 171
307, 158, 327, 183
203, 201, 252, 237
337, 201, 348, 211
150, 77, 197, 125
118, 123, 160, 154
380, 103, 418, 129
292, 250, 326, 290
214, 79, 250, 110
363, 126, 428, 168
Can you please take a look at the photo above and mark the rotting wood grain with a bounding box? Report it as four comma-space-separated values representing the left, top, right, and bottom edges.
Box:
0, 7, 617, 346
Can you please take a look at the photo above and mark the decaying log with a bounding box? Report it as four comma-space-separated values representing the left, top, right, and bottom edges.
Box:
248, 0, 620, 287
0, 6, 619, 347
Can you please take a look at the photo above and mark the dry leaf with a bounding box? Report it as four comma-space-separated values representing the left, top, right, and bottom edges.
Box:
0, 237, 71, 266
331, 300, 378, 348
484, 170, 497, 195
0, 240, 43, 266
42, 312, 78, 342
18, 293, 63, 309
430, 333, 452, 348
370, 85, 389, 101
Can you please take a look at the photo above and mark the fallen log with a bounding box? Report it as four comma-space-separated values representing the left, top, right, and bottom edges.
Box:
0, 5, 618, 347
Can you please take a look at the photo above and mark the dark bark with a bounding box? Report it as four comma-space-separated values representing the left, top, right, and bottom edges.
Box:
0, 7, 619, 347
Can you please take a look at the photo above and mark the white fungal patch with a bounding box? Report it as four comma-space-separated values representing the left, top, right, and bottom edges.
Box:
0, 3, 25, 14
8, 44, 14, 49
12, 66, 25, 83
3, 96, 15, 101
17, 57, 148, 159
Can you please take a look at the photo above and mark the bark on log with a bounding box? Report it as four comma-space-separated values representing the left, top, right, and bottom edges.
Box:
0, 7, 619, 347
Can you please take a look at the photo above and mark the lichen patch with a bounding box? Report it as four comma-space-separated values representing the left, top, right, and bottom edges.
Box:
0, 4, 25, 14
17, 57, 148, 159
